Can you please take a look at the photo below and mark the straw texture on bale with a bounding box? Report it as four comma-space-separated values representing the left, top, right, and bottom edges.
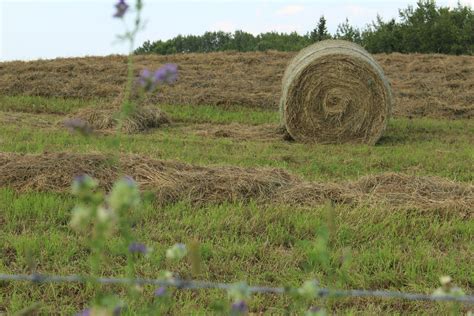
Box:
0, 152, 472, 214
281, 40, 393, 144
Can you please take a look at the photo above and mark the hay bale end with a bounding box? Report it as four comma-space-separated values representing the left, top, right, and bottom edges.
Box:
280, 40, 393, 144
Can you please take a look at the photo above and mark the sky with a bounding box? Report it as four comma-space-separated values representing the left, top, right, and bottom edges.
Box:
1, 0, 472, 61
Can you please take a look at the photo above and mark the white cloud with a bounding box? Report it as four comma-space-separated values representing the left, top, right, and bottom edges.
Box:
276, 5, 304, 16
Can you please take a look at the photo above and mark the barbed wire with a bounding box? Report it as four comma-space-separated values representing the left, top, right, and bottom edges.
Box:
1, 273, 473, 304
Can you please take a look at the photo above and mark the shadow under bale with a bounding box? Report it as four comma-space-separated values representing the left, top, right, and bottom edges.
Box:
0, 152, 472, 215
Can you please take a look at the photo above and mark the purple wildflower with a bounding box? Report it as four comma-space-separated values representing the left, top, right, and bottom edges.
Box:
75, 309, 91, 316
231, 300, 248, 314
154, 286, 167, 297
138, 64, 178, 92
112, 305, 123, 315
122, 176, 136, 187
113, 0, 129, 18
138, 68, 156, 92
154, 64, 178, 84
128, 242, 148, 255
74, 175, 88, 185
309, 306, 322, 312
64, 118, 93, 136
72, 174, 97, 196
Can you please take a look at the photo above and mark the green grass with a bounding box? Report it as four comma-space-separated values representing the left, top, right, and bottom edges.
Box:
0, 95, 278, 125
160, 103, 279, 125
0, 113, 472, 182
0, 96, 473, 314
0, 95, 100, 114
1, 191, 472, 314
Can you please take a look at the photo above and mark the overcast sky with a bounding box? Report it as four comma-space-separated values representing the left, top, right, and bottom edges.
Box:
1, 0, 472, 61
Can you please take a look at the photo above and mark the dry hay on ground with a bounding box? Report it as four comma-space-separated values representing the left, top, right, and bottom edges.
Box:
280, 173, 473, 216
0, 109, 168, 135
0, 111, 56, 129
0, 52, 472, 119
182, 123, 285, 141
69, 105, 170, 134
0, 152, 472, 214
0, 109, 280, 141
351, 173, 473, 211
0, 152, 294, 205
281, 41, 392, 144
66, 93, 170, 133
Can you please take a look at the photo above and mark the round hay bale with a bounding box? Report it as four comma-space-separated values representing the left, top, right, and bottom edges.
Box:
281, 40, 393, 144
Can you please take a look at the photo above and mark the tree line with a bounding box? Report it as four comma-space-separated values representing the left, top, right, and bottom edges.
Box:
135, 1, 474, 55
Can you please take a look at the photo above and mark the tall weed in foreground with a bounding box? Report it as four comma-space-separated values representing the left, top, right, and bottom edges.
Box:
68, 174, 339, 314
66, 0, 182, 313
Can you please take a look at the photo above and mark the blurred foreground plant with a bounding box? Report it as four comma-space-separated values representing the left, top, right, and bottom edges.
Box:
71, 174, 189, 314
67, 152, 336, 314
69, 1, 182, 314
113, 0, 177, 126
433, 276, 467, 315
66, 0, 177, 136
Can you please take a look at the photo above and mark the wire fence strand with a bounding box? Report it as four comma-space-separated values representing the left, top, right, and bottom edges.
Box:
1, 273, 473, 304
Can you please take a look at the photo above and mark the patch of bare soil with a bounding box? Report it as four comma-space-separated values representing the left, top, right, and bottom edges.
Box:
1, 152, 471, 215
0, 52, 472, 119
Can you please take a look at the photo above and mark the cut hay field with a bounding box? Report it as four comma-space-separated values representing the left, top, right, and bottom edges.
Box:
1, 51, 473, 119
0, 52, 473, 314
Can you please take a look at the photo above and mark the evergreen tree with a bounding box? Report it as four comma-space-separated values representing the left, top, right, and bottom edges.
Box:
335, 18, 362, 44
135, 0, 474, 56
311, 16, 331, 42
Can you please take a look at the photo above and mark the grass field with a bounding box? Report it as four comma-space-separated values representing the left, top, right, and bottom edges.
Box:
0, 92, 472, 314
0, 44, 474, 315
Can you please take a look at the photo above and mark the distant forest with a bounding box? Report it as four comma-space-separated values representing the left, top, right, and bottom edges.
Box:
135, 0, 474, 55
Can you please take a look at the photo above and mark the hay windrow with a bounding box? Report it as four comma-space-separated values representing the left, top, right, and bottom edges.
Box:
2, 110, 283, 142
0, 111, 56, 129
281, 40, 393, 144
69, 105, 170, 134
0, 152, 296, 206
0, 152, 472, 214
65, 90, 171, 134
66, 92, 171, 133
